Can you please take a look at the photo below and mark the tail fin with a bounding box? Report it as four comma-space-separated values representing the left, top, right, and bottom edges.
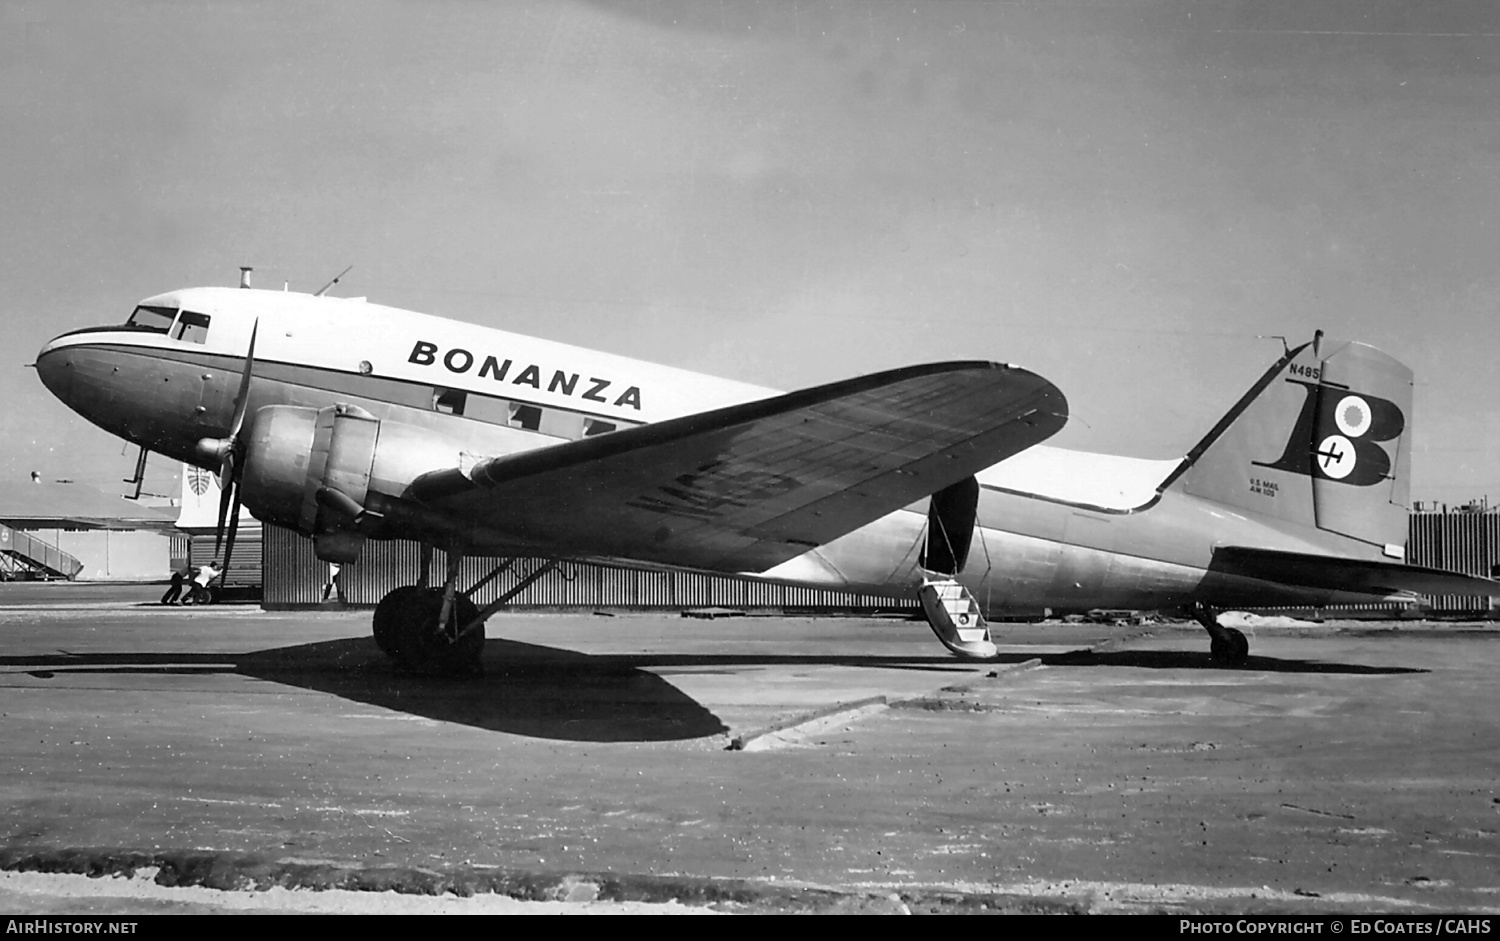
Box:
1163, 334, 1413, 553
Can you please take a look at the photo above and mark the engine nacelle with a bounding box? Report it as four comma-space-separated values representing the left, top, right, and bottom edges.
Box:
240, 404, 466, 551
240, 404, 373, 537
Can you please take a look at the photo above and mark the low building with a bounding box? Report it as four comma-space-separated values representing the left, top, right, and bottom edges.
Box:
0, 480, 177, 581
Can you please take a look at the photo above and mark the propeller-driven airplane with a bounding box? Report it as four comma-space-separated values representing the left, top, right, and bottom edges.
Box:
34, 278, 1494, 671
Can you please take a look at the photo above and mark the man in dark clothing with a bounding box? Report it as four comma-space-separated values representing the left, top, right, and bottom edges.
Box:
161, 567, 186, 605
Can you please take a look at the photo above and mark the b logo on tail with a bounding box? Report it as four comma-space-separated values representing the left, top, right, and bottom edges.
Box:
1255, 380, 1405, 487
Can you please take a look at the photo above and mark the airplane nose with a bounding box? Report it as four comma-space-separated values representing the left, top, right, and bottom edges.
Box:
34, 339, 73, 403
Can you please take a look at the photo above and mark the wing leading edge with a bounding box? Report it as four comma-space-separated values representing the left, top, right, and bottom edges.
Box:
408, 361, 1066, 573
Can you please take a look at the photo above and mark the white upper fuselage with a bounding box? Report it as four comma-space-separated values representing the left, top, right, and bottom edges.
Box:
51, 286, 1176, 510
129, 287, 774, 427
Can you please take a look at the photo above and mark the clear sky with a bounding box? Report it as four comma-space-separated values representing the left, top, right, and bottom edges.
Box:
3, 0, 1496, 505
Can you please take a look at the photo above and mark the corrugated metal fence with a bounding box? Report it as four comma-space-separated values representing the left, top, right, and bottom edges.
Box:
261, 524, 904, 611
1249, 510, 1499, 618
186, 526, 264, 589
1404, 510, 1499, 613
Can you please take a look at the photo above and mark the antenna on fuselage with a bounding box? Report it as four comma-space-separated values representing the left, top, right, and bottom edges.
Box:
239, 267, 253, 289
314, 265, 353, 297
1257, 335, 1291, 356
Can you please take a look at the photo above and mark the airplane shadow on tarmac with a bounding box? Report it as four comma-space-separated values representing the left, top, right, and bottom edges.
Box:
1, 637, 1423, 743
225, 638, 994, 743
3, 635, 975, 744
3, 637, 727, 743
235, 636, 759, 743
1038, 648, 1428, 674
250, 636, 745, 744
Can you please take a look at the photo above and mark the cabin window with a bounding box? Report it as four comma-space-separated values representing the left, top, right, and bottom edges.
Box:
173, 310, 212, 344
433, 387, 467, 415
508, 403, 542, 431
463, 396, 512, 426
539, 411, 586, 439
125, 305, 176, 333
457, 393, 629, 439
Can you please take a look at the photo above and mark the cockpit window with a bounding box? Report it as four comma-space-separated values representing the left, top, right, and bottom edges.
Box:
174, 310, 211, 344
125, 305, 176, 333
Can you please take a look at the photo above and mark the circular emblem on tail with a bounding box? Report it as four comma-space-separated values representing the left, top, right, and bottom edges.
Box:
1334, 395, 1372, 438
1315, 434, 1356, 479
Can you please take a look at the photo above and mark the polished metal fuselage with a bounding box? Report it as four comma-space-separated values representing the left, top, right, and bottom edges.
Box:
808, 486, 1378, 615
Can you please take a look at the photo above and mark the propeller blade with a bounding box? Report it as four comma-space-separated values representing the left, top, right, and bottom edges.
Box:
196, 318, 259, 477
214, 450, 235, 558
215, 441, 235, 493
221, 488, 242, 591
227, 318, 259, 442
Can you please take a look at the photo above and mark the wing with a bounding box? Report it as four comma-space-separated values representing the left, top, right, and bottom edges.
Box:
407, 361, 1066, 573
1213, 546, 1499, 598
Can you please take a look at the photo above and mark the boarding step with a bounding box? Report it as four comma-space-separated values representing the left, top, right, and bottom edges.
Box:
918, 576, 997, 659
0, 524, 83, 580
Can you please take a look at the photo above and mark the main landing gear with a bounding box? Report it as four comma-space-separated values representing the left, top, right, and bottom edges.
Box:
370, 550, 560, 674
1191, 602, 1249, 665
372, 585, 483, 673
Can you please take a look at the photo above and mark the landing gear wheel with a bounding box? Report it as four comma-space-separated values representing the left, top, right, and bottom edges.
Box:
1192, 602, 1249, 666
1210, 628, 1250, 665
1210, 636, 1229, 661
373, 586, 427, 656
389, 589, 485, 674
1226, 627, 1249, 663
182, 585, 217, 605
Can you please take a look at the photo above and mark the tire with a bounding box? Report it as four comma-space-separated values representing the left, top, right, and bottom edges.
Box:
1210, 629, 1249, 665
390, 589, 485, 672
1226, 628, 1250, 663
372, 586, 426, 657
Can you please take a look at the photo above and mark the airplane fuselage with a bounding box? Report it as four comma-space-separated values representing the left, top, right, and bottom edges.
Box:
36, 287, 1398, 616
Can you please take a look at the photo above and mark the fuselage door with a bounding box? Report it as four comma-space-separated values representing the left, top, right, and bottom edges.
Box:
921, 476, 979, 575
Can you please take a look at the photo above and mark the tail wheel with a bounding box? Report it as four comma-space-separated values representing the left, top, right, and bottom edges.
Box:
1210, 628, 1250, 665
1226, 628, 1250, 662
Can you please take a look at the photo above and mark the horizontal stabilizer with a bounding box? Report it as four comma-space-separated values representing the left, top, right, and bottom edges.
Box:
1212, 546, 1498, 599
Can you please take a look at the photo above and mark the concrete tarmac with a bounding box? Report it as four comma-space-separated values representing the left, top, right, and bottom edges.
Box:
0, 590, 1496, 914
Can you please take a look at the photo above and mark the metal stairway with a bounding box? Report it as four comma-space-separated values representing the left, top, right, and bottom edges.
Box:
0, 524, 84, 580
917, 576, 998, 659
